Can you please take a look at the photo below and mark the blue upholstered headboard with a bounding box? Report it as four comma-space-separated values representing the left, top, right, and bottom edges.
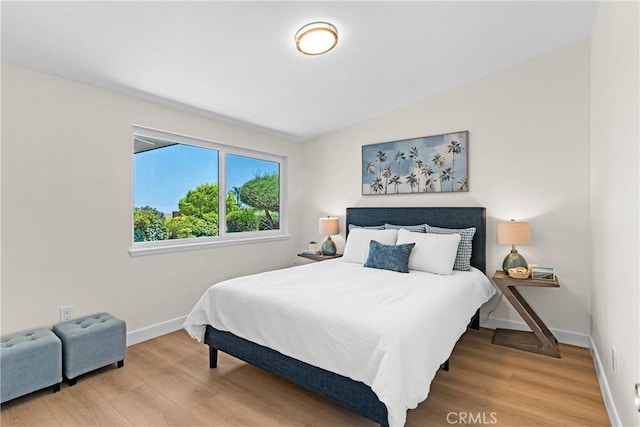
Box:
345, 207, 486, 273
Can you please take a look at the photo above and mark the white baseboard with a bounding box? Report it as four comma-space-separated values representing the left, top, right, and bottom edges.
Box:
481, 317, 590, 348
126, 315, 187, 346
589, 336, 622, 427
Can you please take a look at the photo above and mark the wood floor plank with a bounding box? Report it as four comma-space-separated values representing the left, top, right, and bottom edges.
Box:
1, 328, 609, 426
191, 388, 286, 426
85, 363, 146, 402
0, 390, 61, 426
107, 385, 206, 426
43, 381, 132, 426
135, 332, 199, 367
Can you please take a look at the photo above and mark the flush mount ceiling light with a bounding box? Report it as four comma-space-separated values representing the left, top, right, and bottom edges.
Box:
295, 22, 338, 56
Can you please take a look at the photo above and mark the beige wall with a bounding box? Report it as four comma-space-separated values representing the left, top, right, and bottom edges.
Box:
302, 41, 592, 337
1, 64, 304, 335
590, 2, 640, 425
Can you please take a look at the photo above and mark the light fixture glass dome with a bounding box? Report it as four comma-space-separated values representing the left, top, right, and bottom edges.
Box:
295, 22, 338, 56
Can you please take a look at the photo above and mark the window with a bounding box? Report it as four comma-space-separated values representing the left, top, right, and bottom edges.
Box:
225, 154, 280, 233
131, 126, 287, 255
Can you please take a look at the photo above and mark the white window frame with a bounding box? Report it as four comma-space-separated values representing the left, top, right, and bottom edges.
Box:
129, 125, 289, 257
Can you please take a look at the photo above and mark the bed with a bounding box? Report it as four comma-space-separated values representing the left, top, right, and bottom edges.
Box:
184, 207, 494, 427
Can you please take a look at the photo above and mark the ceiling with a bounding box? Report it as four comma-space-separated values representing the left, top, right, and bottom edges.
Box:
1, 1, 597, 142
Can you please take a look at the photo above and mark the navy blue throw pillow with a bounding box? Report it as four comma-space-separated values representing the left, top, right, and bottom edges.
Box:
363, 240, 416, 273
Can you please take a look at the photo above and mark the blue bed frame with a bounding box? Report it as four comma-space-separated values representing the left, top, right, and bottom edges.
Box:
204, 207, 486, 426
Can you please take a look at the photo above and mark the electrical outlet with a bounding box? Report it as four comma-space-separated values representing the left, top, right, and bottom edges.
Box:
611, 345, 617, 373
60, 306, 74, 322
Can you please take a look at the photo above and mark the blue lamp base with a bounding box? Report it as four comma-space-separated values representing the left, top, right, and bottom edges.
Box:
321, 236, 336, 256
502, 249, 527, 273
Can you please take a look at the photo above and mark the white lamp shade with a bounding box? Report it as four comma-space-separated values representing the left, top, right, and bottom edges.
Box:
319, 217, 339, 236
497, 220, 530, 245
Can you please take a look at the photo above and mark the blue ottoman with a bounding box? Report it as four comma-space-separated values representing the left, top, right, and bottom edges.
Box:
53, 313, 126, 385
1, 328, 62, 403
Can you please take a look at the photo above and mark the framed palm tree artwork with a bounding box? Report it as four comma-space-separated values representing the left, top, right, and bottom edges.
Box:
362, 131, 468, 195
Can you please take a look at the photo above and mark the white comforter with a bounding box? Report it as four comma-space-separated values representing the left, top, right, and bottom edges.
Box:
184, 259, 496, 427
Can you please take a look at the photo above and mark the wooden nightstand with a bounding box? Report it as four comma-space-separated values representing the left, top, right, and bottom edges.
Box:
297, 253, 342, 262
491, 270, 561, 358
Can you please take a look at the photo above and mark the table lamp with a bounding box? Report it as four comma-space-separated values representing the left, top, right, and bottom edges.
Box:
497, 219, 530, 272
319, 216, 339, 256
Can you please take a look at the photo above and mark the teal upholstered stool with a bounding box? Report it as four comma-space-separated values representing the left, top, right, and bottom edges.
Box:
53, 313, 126, 385
1, 328, 62, 403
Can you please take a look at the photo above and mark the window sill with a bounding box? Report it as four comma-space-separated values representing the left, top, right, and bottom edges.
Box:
129, 234, 291, 257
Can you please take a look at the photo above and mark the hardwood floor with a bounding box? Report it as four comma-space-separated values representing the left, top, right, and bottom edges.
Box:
1, 328, 610, 426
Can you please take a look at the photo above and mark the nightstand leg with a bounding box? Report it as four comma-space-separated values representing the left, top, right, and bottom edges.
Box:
493, 286, 561, 358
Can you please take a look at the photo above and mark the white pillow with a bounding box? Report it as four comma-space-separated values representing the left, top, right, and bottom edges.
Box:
342, 229, 398, 264
396, 229, 461, 275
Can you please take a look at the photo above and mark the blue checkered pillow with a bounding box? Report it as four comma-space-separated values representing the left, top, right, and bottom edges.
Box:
423, 224, 476, 271
384, 223, 426, 233
363, 240, 415, 273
